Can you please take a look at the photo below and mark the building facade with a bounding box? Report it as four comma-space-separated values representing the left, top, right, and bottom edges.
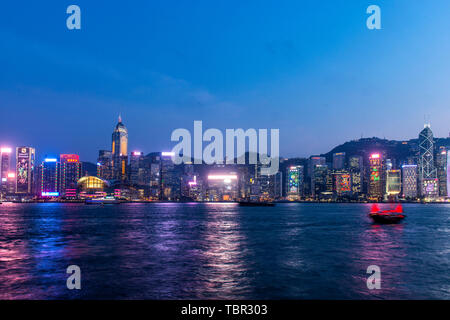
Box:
129, 151, 145, 186
97, 150, 112, 180
332, 152, 346, 170
111, 116, 128, 182
418, 124, 437, 197
15, 147, 35, 194
368, 153, 383, 200
60, 154, 82, 198
39, 157, 59, 197
386, 169, 401, 196
402, 165, 417, 198
286, 165, 304, 200
436, 147, 447, 197
1, 147, 12, 197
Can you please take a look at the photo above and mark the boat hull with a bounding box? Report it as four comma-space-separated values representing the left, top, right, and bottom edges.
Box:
369, 213, 405, 224
238, 201, 275, 207
85, 199, 121, 205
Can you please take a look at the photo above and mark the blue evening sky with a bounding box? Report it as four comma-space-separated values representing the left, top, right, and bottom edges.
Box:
1, 1, 450, 162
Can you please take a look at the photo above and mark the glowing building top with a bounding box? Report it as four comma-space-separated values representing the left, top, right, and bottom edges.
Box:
111, 115, 128, 181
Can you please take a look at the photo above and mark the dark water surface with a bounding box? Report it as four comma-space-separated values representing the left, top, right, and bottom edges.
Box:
0, 202, 449, 299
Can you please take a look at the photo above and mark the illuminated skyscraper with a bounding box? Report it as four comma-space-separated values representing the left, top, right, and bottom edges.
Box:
60, 154, 82, 198
160, 152, 181, 200
368, 153, 383, 200
332, 152, 346, 170
15, 147, 35, 194
1, 147, 11, 180
111, 115, 128, 181
348, 156, 363, 171
97, 150, 113, 180
286, 165, 304, 200
312, 164, 328, 199
348, 156, 363, 195
351, 171, 362, 195
206, 173, 239, 201
386, 169, 401, 196
436, 147, 447, 197
129, 151, 145, 186
307, 156, 326, 177
39, 157, 59, 197
402, 165, 418, 198
418, 124, 438, 197
447, 151, 450, 198
1, 147, 12, 197
333, 171, 352, 197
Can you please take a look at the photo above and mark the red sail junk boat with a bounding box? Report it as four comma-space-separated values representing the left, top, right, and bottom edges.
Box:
369, 204, 406, 224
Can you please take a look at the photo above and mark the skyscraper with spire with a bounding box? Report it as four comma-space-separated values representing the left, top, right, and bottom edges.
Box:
418, 123, 438, 197
111, 115, 128, 182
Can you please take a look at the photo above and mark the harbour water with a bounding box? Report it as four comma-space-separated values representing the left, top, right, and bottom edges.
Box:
0, 202, 449, 299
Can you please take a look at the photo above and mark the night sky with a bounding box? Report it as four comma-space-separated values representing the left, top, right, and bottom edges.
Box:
1, 1, 450, 163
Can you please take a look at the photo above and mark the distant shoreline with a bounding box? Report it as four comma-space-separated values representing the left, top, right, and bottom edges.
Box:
2, 200, 449, 205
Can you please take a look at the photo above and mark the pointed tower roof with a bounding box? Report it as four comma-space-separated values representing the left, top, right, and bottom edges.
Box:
114, 114, 127, 133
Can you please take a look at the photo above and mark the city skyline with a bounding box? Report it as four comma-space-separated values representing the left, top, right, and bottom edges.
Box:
1, 116, 449, 202
1, 117, 449, 165
2, 1, 450, 161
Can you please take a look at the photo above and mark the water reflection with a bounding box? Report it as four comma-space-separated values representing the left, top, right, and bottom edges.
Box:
0, 203, 448, 299
198, 204, 250, 299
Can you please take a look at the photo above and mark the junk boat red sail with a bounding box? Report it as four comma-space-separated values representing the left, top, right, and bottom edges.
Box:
369, 204, 406, 224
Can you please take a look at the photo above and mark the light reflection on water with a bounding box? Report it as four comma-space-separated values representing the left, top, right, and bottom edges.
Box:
0, 202, 449, 299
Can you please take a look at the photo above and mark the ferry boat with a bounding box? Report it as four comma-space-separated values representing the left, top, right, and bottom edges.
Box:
369, 204, 405, 224
238, 201, 275, 207
85, 196, 121, 205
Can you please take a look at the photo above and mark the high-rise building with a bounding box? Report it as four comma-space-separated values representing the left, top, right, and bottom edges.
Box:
15, 147, 35, 194
368, 153, 383, 200
312, 164, 328, 199
206, 173, 239, 201
129, 151, 145, 186
111, 116, 128, 182
60, 154, 82, 198
273, 171, 283, 200
160, 152, 181, 201
286, 165, 304, 200
143, 152, 163, 199
351, 171, 362, 195
447, 151, 450, 198
402, 165, 417, 198
1, 147, 12, 196
1, 147, 11, 180
97, 150, 112, 180
333, 171, 352, 197
332, 152, 346, 170
418, 124, 438, 197
385, 159, 393, 171
386, 169, 401, 196
436, 147, 447, 197
348, 156, 363, 171
421, 178, 439, 198
348, 155, 363, 195
40, 157, 60, 197
307, 156, 326, 177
